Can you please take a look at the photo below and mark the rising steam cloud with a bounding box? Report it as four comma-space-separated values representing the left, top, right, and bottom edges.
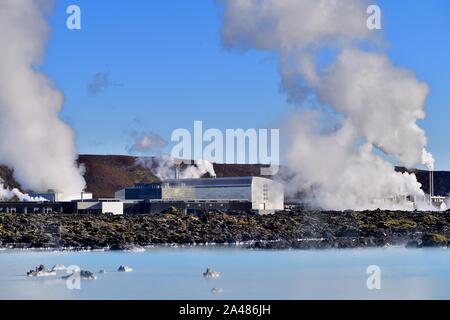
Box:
0, 179, 46, 202
219, 0, 433, 210
0, 0, 86, 199
137, 156, 216, 180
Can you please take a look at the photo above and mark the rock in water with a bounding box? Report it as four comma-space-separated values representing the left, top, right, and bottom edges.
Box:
203, 268, 220, 278
211, 288, 224, 295
118, 265, 133, 272
61, 270, 97, 280
52, 264, 66, 271
80, 270, 97, 280
27, 265, 56, 277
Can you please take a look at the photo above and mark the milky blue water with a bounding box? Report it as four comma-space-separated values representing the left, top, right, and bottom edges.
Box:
0, 247, 449, 300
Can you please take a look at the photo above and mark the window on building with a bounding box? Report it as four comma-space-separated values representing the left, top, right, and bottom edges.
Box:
263, 184, 269, 201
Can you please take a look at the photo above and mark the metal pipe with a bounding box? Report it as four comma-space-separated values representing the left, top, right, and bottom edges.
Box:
429, 170, 434, 205
432, 170, 434, 197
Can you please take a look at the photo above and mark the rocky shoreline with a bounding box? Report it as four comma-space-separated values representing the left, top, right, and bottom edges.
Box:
0, 210, 449, 250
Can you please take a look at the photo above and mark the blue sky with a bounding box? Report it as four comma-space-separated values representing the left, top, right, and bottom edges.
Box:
42, 0, 450, 169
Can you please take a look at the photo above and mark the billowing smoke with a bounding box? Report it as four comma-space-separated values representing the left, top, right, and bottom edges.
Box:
137, 156, 216, 180
422, 149, 435, 171
283, 111, 425, 210
0, 0, 86, 200
137, 156, 178, 180
179, 159, 217, 179
219, 0, 434, 210
0, 179, 46, 202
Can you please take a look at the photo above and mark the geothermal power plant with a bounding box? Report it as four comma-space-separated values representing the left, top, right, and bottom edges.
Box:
0, 0, 446, 216
0, 166, 448, 215
0, 176, 285, 216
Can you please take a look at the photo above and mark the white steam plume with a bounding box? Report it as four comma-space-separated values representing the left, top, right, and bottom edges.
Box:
179, 159, 217, 179
137, 156, 216, 180
422, 149, 435, 171
283, 111, 424, 210
0, 0, 86, 200
0, 179, 46, 202
219, 0, 434, 210
137, 156, 178, 180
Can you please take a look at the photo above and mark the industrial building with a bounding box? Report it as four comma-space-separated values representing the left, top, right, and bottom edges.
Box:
0, 176, 284, 215
162, 177, 284, 211
114, 183, 161, 201
28, 190, 93, 202
116, 176, 285, 214
75, 199, 123, 215
0, 199, 123, 215
0, 202, 74, 214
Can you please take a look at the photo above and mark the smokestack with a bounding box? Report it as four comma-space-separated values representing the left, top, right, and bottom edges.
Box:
175, 164, 180, 179
432, 170, 434, 197
429, 169, 434, 197
427, 169, 434, 206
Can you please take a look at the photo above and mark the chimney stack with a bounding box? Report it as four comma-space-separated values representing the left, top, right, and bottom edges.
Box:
175, 164, 180, 179
429, 169, 434, 204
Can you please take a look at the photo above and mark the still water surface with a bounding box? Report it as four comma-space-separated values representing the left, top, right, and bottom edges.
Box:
0, 247, 449, 299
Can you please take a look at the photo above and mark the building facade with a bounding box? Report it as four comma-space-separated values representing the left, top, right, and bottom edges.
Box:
115, 183, 162, 201
117, 177, 284, 214
0, 202, 75, 214
0, 199, 123, 215
75, 199, 123, 215
28, 191, 93, 202
161, 177, 284, 212
2, 177, 284, 215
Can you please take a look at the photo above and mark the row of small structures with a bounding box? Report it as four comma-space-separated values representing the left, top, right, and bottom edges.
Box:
0, 176, 285, 215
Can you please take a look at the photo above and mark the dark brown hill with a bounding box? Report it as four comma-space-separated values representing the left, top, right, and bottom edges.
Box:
77, 155, 159, 198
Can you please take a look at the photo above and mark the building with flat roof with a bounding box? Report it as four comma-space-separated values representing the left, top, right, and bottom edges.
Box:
27, 190, 93, 202
115, 183, 161, 201
75, 199, 123, 215
161, 177, 284, 213
0, 199, 123, 215
116, 177, 284, 214
0, 177, 283, 215
0, 202, 76, 214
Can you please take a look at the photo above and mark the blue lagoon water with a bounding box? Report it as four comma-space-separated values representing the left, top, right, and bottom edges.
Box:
0, 247, 449, 300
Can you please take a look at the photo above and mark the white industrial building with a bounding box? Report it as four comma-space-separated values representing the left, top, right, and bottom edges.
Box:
7, 176, 285, 215
161, 176, 284, 213
75, 199, 123, 215
28, 190, 93, 202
